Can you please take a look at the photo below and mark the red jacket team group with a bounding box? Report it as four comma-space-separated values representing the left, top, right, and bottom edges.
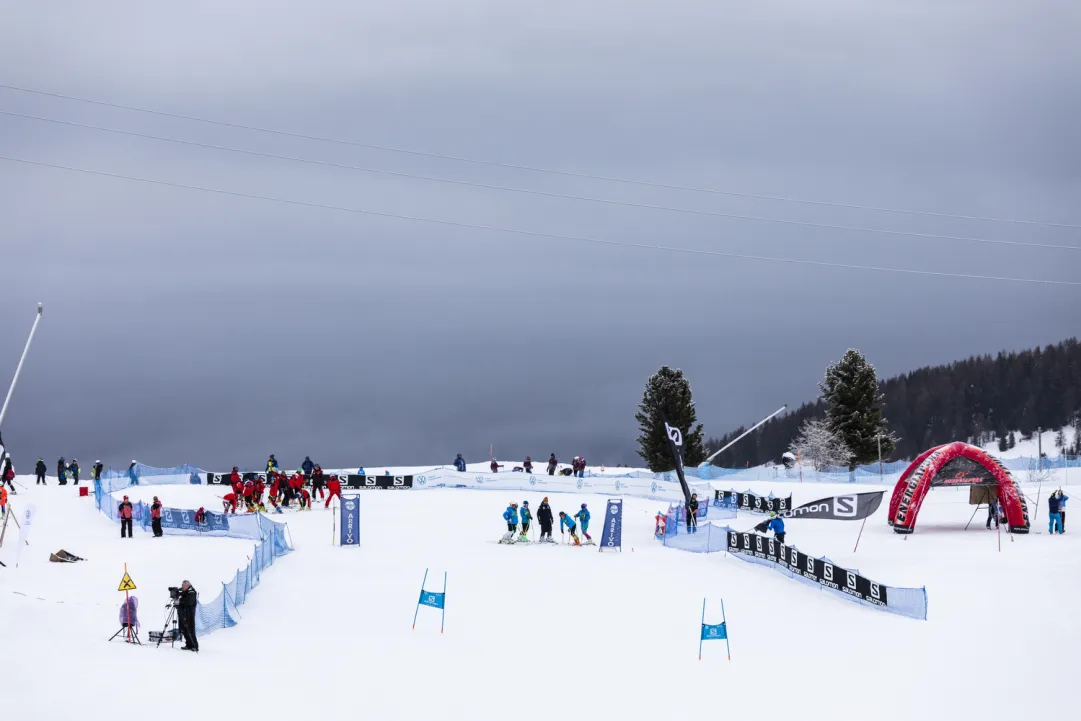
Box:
221, 455, 341, 514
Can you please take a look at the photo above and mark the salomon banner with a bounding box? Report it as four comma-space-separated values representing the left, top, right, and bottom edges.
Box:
339, 496, 360, 546
206, 472, 265, 485
160, 507, 231, 534
342, 475, 413, 490
662, 415, 692, 506
599, 498, 623, 552
783, 491, 884, 521
713, 490, 792, 514
727, 531, 888, 607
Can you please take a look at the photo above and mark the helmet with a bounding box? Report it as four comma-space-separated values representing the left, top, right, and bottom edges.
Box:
522, 500, 529, 505
297, 469, 303, 474
131, 460, 137, 465
769, 511, 777, 518
511, 502, 518, 507
526, 456, 531, 460
581, 503, 587, 509
96, 460, 101, 464
559, 511, 566, 516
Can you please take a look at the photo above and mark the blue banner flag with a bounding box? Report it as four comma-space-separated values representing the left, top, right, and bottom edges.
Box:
412, 568, 448, 633
419, 590, 445, 609
340, 496, 360, 546
600, 498, 623, 552
699, 598, 732, 661
701, 623, 727, 640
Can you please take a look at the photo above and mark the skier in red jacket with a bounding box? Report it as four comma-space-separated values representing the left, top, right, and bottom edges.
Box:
222, 492, 238, 514
325, 475, 343, 508
298, 487, 312, 510
242, 479, 255, 506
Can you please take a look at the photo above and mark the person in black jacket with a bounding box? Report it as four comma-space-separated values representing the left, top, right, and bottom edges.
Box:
57, 457, 68, 485
92, 460, 104, 482
310, 465, 326, 501
546, 454, 558, 476
686, 493, 699, 533
176, 581, 199, 652
35, 458, 46, 485
536, 497, 555, 542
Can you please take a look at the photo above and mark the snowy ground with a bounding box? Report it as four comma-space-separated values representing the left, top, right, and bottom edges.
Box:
1, 473, 1078, 721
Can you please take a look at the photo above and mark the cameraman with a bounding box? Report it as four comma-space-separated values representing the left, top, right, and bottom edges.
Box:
176, 580, 199, 652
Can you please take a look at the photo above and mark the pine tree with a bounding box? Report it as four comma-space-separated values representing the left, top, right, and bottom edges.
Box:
1055, 427, 1066, 449
819, 349, 897, 470
635, 366, 705, 471
1008, 431, 1016, 449
998, 434, 1009, 452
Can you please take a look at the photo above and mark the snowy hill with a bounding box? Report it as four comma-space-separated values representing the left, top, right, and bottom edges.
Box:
1, 468, 1078, 721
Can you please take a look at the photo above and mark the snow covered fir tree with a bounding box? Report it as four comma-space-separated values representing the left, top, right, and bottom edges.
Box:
819, 349, 896, 470
635, 366, 705, 471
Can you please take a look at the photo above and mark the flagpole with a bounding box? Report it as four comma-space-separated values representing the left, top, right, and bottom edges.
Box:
852, 516, 868, 553
720, 598, 731, 661
699, 597, 705, 660
441, 571, 447, 634
0, 303, 43, 432
412, 568, 428, 630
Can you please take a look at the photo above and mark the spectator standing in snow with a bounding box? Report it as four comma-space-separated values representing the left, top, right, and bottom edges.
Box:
302, 456, 315, 475
69, 459, 81, 485
766, 511, 786, 544
128, 461, 139, 486
1057, 490, 1068, 532
310, 465, 327, 501
490, 458, 502, 473
2, 456, 14, 492
176, 581, 199, 652
266, 455, 279, 475
1047, 491, 1062, 534
454, 454, 466, 472
118, 495, 134, 538
150, 496, 164, 537
57, 457, 67, 485
92, 460, 104, 483
547, 454, 558, 476
523, 456, 533, 474
35, 458, 46, 485
537, 497, 554, 542
986, 497, 1000, 529
686, 493, 699, 533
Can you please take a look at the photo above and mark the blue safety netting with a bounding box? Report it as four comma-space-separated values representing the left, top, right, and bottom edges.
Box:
662, 522, 730, 553
195, 520, 293, 635
100, 462, 202, 484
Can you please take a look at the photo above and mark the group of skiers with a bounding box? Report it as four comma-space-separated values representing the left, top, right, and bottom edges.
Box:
500, 498, 593, 546
3, 456, 135, 488
220, 459, 343, 514
454, 453, 589, 477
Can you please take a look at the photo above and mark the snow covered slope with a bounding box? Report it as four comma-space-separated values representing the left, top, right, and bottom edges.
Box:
1, 475, 1078, 721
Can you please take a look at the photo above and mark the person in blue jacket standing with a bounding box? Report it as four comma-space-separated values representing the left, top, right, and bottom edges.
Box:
559, 511, 581, 546
1048, 491, 1063, 534
454, 454, 467, 472
501, 502, 519, 543
518, 500, 532, 542
766, 511, 785, 544
574, 503, 592, 543
302, 456, 315, 475
128, 460, 139, 486
1056, 490, 1068, 532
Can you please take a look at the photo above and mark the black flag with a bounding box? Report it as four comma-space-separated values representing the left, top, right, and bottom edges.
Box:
661, 413, 692, 506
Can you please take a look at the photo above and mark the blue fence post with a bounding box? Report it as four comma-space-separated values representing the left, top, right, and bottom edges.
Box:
412, 568, 429, 630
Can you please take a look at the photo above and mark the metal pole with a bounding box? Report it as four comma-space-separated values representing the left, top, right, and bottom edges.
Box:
1037, 427, 1042, 471
0, 303, 44, 431
702, 405, 788, 465
877, 432, 882, 479
852, 516, 869, 553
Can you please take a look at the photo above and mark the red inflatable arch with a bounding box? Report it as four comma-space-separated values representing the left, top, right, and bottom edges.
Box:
888, 442, 1030, 534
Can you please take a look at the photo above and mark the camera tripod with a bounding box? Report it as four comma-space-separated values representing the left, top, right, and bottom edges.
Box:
151, 600, 180, 648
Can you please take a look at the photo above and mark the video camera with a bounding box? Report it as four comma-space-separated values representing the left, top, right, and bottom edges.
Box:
168, 586, 181, 602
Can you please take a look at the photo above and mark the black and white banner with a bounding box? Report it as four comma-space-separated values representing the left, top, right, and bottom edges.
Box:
727, 530, 887, 607
782, 491, 884, 521
207, 472, 413, 490
662, 415, 692, 506
713, 490, 792, 514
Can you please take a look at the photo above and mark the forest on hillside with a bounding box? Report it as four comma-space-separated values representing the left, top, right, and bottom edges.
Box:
705, 338, 1081, 466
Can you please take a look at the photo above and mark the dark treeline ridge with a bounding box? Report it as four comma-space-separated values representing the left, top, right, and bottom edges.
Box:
706, 338, 1081, 467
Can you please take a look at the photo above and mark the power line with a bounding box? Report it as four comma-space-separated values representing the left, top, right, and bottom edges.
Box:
4, 109, 1075, 253
1, 153, 1076, 287
2, 82, 1076, 230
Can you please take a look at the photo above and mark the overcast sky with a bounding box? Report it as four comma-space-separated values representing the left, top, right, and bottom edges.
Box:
1, 1, 1078, 472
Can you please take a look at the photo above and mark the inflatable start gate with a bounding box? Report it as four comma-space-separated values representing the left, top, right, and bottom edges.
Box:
888, 442, 1030, 534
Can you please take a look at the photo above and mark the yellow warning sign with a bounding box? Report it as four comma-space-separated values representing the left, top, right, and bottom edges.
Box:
118, 572, 137, 592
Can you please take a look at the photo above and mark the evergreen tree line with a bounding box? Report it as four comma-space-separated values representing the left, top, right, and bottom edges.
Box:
705, 338, 1081, 467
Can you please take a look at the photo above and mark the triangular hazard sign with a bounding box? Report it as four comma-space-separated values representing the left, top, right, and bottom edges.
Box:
118, 572, 137, 592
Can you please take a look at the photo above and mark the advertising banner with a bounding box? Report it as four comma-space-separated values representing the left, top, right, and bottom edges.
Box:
783, 491, 884, 521
713, 490, 792, 514
339, 496, 360, 546
599, 499, 623, 552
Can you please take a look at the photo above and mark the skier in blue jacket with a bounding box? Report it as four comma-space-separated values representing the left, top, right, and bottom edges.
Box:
574, 504, 592, 542
1056, 490, 1068, 532
128, 461, 139, 486
501, 502, 519, 543
454, 454, 467, 472
518, 500, 532, 541
559, 511, 581, 545
766, 512, 786, 544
